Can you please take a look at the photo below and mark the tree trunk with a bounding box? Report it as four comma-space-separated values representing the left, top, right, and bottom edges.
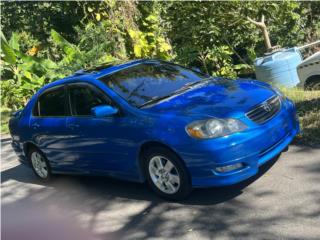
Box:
247, 15, 272, 52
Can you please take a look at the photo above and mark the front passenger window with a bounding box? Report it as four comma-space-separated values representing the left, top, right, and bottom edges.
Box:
69, 85, 109, 116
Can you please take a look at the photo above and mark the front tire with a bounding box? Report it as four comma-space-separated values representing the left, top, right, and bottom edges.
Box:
143, 147, 192, 200
28, 147, 52, 181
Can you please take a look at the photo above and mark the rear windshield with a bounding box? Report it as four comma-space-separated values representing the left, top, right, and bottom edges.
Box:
99, 61, 206, 107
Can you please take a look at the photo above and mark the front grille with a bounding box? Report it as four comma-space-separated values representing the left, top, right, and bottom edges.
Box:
246, 96, 281, 124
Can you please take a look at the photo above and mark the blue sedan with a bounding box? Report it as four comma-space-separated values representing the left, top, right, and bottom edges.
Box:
9, 59, 299, 199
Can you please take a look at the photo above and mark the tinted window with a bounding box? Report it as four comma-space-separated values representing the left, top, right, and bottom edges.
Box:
99, 61, 206, 107
35, 87, 66, 117
69, 85, 109, 116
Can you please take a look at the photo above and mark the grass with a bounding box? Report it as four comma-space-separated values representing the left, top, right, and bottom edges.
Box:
1, 89, 319, 146
1, 108, 12, 135
282, 88, 320, 146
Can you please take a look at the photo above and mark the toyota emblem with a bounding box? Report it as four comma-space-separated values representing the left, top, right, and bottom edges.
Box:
262, 102, 272, 112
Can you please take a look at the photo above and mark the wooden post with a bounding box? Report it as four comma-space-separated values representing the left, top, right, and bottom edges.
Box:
247, 15, 272, 52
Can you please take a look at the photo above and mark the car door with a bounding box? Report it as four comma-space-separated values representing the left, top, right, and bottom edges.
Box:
29, 85, 76, 170
65, 83, 133, 176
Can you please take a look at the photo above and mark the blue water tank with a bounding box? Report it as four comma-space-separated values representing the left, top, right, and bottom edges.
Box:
254, 47, 303, 87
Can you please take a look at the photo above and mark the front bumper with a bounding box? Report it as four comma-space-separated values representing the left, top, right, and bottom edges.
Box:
176, 99, 300, 188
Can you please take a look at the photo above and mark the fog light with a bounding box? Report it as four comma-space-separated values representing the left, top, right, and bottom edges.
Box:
215, 163, 243, 173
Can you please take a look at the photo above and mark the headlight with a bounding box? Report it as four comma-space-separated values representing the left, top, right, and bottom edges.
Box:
186, 118, 247, 139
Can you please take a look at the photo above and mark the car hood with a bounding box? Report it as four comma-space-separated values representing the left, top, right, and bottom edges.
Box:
143, 78, 276, 118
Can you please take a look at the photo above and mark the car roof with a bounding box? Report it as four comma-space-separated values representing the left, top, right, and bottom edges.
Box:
73, 59, 146, 77
42, 59, 151, 90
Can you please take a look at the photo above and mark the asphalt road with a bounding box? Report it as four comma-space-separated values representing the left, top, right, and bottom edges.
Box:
1, 135, 320, 240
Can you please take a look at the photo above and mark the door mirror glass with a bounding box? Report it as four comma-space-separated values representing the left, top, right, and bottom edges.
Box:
91, 105, 118, 117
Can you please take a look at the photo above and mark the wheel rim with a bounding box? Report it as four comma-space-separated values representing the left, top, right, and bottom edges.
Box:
148, 156, 180, 194
31, 152, 48, 178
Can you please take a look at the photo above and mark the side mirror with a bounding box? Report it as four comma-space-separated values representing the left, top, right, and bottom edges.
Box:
91, 105, 118, 118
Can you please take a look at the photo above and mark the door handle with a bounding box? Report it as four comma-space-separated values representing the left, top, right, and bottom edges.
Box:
31, 123, 40, 129
67, 123, 80, 129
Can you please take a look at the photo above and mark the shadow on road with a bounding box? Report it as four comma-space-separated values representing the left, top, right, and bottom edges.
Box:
1, 155, 279, 206
3, 147, 319, 239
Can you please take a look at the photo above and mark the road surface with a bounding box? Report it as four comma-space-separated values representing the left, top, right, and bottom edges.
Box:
1, 135, 320, 239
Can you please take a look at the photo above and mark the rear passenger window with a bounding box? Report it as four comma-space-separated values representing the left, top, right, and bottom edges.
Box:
69, 85, 109, 116
34, 87, 67, 117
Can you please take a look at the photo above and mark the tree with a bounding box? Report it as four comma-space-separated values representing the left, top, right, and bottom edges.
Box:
1, 1, 320, 108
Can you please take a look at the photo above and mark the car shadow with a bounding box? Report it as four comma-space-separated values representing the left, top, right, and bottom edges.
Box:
1, 155, 279, 206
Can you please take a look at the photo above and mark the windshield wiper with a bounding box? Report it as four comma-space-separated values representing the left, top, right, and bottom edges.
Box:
138, 93, 177, 108
138, 84, 192, 108
138, 77, 213, 108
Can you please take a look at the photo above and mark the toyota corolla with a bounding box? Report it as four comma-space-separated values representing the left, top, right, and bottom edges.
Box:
9, 59, 299, 199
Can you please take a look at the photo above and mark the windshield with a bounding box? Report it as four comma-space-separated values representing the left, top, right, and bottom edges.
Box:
99, 61, 207, 107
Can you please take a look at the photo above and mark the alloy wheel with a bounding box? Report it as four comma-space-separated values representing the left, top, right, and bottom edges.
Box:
148, 155, 180, 194
31, 151, 48, 178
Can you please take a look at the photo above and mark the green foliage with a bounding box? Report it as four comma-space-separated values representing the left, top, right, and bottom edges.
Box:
50, 29, 85, 74
128, 28, 171, 59
1, 1, 319, 110
0, 1, 173, 108
1, 37, 16, 64
1, 31, 58, 109
1, 108, 12, 134
130, 2, 172, 60
163, 1, 319, 76
1, 1, 84, 44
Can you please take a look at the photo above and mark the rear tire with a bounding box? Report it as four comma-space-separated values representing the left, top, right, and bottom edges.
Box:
28, 147, 52, 181
143, 147, 192, 200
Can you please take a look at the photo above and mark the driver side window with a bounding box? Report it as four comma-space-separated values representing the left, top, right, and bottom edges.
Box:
68, 84, 110, 116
